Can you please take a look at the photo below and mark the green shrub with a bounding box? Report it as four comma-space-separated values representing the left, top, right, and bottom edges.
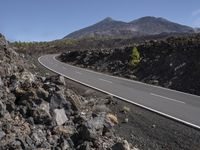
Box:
130, 47, 141, 67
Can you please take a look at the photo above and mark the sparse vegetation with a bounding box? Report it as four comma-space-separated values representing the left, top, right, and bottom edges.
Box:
130, 47, 141, 67
106, 113, 118, 124
121, 106, 130, 113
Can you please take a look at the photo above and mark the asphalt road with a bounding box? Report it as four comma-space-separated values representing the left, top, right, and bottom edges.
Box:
39, 54, 200, 129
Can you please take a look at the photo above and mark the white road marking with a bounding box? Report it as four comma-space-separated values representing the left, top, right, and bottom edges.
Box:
75, 71, 82, 75
99, 78, 113, 84
150, 93, 185, 104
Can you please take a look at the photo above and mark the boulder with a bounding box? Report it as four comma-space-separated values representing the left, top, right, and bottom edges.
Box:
60, 139, 71, 150
46, 75, 66, 85
79, 113, 107, 141
112, 140, 130, 150
31, 101, 52, 124
30, 129, 47, 147
20, 71, 35, 84
57, 75, 66, 86
53, 108, 68, 126
36, 87, 49, 100
49, 91, 71, 111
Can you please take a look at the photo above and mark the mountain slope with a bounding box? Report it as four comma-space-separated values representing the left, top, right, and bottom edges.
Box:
64, 16, 194, 39
129, 16, 193, 35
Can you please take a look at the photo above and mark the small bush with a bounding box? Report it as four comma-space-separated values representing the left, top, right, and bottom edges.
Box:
106, 113, 118, 124
121, 106, 130, 113
130, 47, 141, 67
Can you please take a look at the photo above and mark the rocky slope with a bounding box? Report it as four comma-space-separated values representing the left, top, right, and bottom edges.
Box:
0, 34, 137, 149
64, 16, 194, 39
59, 33, 200, 95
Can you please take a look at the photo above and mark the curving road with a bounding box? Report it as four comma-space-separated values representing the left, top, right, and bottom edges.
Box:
39, 54, 200, 129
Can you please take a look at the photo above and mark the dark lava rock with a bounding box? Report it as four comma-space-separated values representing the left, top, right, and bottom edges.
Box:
112, 140, 130, 150
0, 101, 7, 117
49, 91, 71, 110
31, 100, 52, 125
45, 75, 66, 86
78, 113, 111, 141
0, 33, 135, 150
0, 131, 6, 140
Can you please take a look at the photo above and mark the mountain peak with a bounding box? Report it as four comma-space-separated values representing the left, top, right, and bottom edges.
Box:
139, 16, 157, 20
101, 17, 114, 22
131, 16, 168, 23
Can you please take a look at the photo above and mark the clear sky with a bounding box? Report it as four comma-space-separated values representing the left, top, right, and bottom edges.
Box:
1, 0, 200, 42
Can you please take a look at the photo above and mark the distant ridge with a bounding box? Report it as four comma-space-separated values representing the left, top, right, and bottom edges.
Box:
64, 16, 194, 39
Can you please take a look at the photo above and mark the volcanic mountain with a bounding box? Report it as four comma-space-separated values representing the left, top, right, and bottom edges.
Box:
63, 16, 194, 39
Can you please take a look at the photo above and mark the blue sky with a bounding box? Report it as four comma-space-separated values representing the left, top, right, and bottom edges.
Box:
0, 0, 200, 41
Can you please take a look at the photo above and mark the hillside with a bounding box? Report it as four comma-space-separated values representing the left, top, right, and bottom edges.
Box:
59, 33, 200, 96
64, 16, 194, 39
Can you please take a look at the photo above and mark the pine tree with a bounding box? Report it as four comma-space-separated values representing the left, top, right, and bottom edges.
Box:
131, 47, 141, 67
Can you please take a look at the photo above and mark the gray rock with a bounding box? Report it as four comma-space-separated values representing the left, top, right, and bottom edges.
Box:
0, 33, 7, 45
0, 101, 6, 117
93, 104, 110, 114
32, 101, 52, 124
47, 134, 60, 146
25, 136, 35, 149
20, 71, 35, 84
53, 108, 68, 126
79, 113, 106, 141
50, 92, 71, 111
10, 140, 22, 149
128, 75, 137, 80
31, 129, 46, 146
40, 141, 51, 149
14, 138, 29, 149
36, 87, 49, 100
77, 141, 92, 150
47, 75, 66, 85
58, 75, 66, 85
0, 131, 5, 140
112, 140, 130, 150
0, 77, 3, 87
60, 139, 71, 150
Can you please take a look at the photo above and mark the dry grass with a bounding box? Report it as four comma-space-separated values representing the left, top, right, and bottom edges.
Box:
122, 106, 130, 113
106, 113, 118, 124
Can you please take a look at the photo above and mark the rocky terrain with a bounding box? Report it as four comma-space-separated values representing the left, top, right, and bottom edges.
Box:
3, 31, 200, 150
64, 16, 194, 39
59, 33, 200, 95
0, 34, 138, 149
